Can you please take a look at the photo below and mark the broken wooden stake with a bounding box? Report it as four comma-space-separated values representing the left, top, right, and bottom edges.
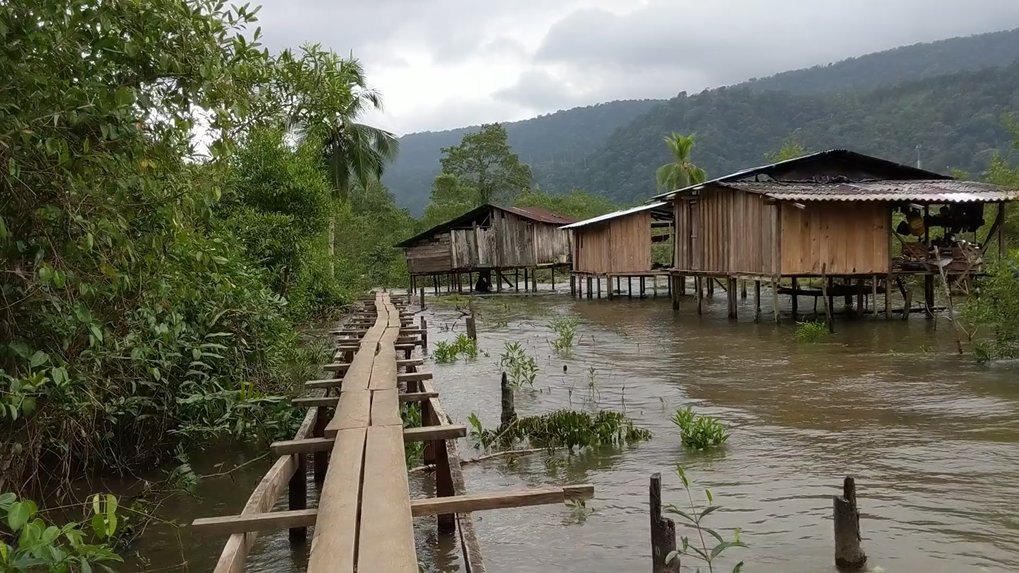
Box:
833, 476, 867, 571
650, 473, 680, 573
500, 371, 516, 427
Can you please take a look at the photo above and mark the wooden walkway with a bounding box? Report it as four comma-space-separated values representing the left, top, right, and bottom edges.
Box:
192, 292, 593, 572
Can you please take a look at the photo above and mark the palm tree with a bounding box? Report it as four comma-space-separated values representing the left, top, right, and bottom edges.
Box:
656, 133, 707, 192
301, 57, 399, 275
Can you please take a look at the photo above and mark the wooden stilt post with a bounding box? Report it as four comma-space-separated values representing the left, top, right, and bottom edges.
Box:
435, 438, 455, 533
856, 278, 864, 312
833, 476, 867, 571
288, 453, 307, 543
884, 273, 892, 320
772, 278, 780, 323
671, 275, 680, 311
667, 274, 672, 298
596, 276, 602, 299
924, 275, 935, 318
570, 274, 576, 297
727, 277, 737, 320
640, 276, 646, 298
821, 264, 834, 333
628, 277, 633, 299
608, 275, 614, 300
790, 277, 798, 319
312, 408, 328, 485
466, 314, 477, 341
468, 271, 473, 292
433, 275, 439, 295
707, 277, 714, 297
871, 275, 878, 316
410, 275, 416, 299
650, 473, 680, 573
532, 268, 537, 292
420, 316, 428, 349
740, 280, 747, 299
678, 275, 686, 296
696, 277, 703, 315
515, 269, 520, 293
420, 286, 426, 310
754, 280, 761, 323
500, 372, 516, 426
586, 276, 593, 299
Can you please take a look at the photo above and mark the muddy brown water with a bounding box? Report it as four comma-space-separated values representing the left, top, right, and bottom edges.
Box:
122, 284, 1019, 572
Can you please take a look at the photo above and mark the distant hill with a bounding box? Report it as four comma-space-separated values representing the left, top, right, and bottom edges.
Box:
384, 27, 1019, 213
546, 64, 1019, 203
383, 100, 661, 214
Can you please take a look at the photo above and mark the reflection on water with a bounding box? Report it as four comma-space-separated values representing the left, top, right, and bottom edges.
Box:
126, 286, 1019, 573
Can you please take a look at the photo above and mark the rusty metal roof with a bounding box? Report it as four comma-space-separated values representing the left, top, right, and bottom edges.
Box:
500, 205, 577, 225
719, 179, 1019, 202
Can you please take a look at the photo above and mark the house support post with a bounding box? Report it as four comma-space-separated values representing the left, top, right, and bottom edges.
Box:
586, 276, 593, 299
884, 274, 892, 320
727, 277, 737, 320
924, 275, 935, 318
754, 280, 761, 323
790, 277, 799, 319
772, 277, 780, 323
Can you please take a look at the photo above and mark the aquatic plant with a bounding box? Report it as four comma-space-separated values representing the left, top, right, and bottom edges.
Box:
402, 403, 424, 465
548, 316, 580, 352
665, 465, 746, 573
433, 334, 479, 364
499, 342, 539, 388
794, 320, 830, 343
671, 407, 729, 450
0, 492, 123, 572
468, 409, 652, 451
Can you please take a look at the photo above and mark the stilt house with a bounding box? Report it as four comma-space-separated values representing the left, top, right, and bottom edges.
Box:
397, 204, 576, 292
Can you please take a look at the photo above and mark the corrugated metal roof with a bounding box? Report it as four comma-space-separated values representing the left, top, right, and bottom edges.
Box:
720, 179, 1019, 202
501, 205, 577, 225
651, 149, 952, 200
560, 202, 670, 229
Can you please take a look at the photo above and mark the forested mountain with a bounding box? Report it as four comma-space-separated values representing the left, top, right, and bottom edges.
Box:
548, 63, 1019, 203
746, 27, 1019, 95
386, 27, 1019, 213
383, 100, 660, 214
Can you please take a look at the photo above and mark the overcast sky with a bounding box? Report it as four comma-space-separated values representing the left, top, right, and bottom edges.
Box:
254, 1, 1019, 135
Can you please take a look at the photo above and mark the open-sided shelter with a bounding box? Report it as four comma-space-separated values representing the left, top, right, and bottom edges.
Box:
397, 204, 576, 293
653, 149, 1019, 320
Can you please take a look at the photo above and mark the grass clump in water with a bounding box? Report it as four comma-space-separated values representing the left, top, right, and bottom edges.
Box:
547, 315, 579, 352
433, 333, 478, 364
794, 320, 829, 343
468, 409, 652, 451
499, 341, 538, 388
671, 407, 729, 450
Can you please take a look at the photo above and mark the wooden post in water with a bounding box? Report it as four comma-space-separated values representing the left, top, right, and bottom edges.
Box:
596, 276, 602, 299
671, 276, 680, 311
833, 476, 867, 571
923, 274, 935, 318
772, 278, 780, 323
696, 277, 703, 315
640, 276, 646, 298
532, 268, 538, 292
551, 267, 555, 290
515, 269, 520, 293
650, 473, 679, 573
740, 280, 747, 299
288, 453, 308, 543
523, 268, 528, 292
727, 277, 737, 320
884, 274, 893, 320
586, 276, 593, 299
790, 277, 799, 319
466, 314, 477, 341
570, 274, 576, 297
902, 287, 912, 321
821, 264, 835, 333
435, 438, 455, 533
420, 286, 426, 310
871, 275, 879, 316
628, 277, 633, 299
420, 316, 428, 350
754, 280, 762, 323
707, 277, 714, 297
312, 407, 328, 485
678, 275, 686, 296
500, 372, 516, 427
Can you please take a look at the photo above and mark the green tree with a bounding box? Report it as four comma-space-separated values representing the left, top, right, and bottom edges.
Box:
439, 123, 532, 205
765, 138, 810, 163
656, 133, 707, 192
513, 189, 619, 220
421, 174, 478, 228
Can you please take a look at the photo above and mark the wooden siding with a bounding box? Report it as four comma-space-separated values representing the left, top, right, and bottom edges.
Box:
405, 234, 452, 274
780, 201, 889, 275
673, 191, 777, 275
572, 211, 651, 274
419, 207, 572, 274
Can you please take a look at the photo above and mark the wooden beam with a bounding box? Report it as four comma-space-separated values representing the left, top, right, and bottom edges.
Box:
357, 425, 418, 572
397, 371, 433, 383
399, 391, 438, 402
193, 509, 317, 536
397, 358, 423, 368
323, 362, 350, 372
305, 378, 342, 390
409, 485, 595, 517
307, 427, 367, 572
293, 396, 339, 407
270, 425, 466, 454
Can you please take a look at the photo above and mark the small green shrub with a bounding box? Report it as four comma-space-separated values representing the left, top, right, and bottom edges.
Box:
964, 253, 1019, 361
671, 407, 729, 450
548, 316, 579, 352
433, 334, 478, 364
665, 465, 746, 572
0, 492, 122, 572
794, 321, 829, 343
402, 403, 424, 466
499, 342, 538, 388
469, 409, 652, 451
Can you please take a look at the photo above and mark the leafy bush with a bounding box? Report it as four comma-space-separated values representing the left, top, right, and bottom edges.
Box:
965, 252, 1019, 361
665, 466, 746, 572
433, 334, 478, 364
0, 492, 122, 572
794, 321, 830, 343
469, 409, 652, 451
671, 407, 729, 450
548, 316, 579, 352
499, 342, 539, 388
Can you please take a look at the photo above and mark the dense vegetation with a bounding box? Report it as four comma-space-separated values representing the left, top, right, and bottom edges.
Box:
0, 0, 412, 497
386, 27, 1019, 210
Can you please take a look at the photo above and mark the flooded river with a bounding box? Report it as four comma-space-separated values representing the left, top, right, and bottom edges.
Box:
125, 285, 1019, 572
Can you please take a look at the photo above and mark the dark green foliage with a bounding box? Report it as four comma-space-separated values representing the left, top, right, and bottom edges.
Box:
965, 253, 1019, 361
439, 123, 532, 205
671, 407, 729, 450
333, 181, 417, 290
794, 321, 830, 343
512, 189, 620, 220
433, 334, 479, 364
469, 409, 652, 451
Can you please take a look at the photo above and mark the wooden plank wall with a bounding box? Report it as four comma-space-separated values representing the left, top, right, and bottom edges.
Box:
672, 191, 777, 275
780, 201, 889, 275
494, 211, 535, 267
573, 223, 611, 273
406, 235, 453, 274
608, 212, 652, 273
532, 221, 572, 265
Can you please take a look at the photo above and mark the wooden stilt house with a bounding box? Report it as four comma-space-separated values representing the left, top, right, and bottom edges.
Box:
397, 204, 576, 293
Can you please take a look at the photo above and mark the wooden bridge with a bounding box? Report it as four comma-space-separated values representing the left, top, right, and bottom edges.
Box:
192, 292, 593, 571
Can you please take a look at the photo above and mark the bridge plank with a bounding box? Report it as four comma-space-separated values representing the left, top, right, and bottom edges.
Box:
357, 425, 417, 572
306, 427, 367, 573
370, 388, 401, 426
